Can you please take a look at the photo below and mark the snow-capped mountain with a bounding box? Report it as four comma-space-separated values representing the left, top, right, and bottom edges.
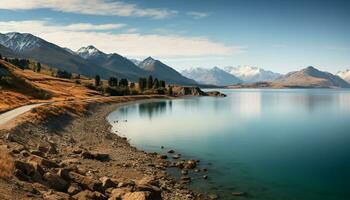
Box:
0, 32, 42, 52
336, 69, 350, 83
76, 45, 107, 59
182, 67, 242, 86
129, 58, 142, 66
224, 66, 282, 83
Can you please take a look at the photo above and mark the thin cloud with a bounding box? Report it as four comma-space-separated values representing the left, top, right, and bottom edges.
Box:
186, 11, 210, 19
0, 0, 178, 19
0, 20, 242, 57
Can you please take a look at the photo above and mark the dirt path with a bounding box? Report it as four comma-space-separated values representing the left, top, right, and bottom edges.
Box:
0, 103, 46, 126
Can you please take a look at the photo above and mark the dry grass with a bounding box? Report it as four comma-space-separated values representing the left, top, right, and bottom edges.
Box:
0, 150, 14, 180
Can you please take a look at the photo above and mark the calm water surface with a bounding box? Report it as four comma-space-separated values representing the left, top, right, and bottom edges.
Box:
107, 89, 350, 200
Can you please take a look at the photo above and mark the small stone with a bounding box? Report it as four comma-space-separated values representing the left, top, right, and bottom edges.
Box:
232, 191, 247, 196
43, 172, 69, 192
157, 154, 168, 159
167, 149, 175, 153
172, 154, 181, 159
208, 193, 219, 199
181, 170, 188, 175
123, 192, 151, 200
67, 183, 82, 195
203, 175, 208, 179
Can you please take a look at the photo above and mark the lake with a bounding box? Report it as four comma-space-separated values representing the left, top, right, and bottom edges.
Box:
107, 89, 350, 200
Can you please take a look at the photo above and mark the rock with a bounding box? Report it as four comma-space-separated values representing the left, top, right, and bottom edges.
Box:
43, 191, 72, 200
73, 190, 106, 200
20, 150, 30, 157
108, 187, 132, 200
117, 180, 135, 188
181, 170, 188, 175
136, 176, 158, 186
184, 160, 197, 169
194, 169, 200, 173
67, 183, 82, 195
11, 144, 25, 154
167, 150, 175, 153
60, 158, 80, 166
232, 191, 247, 196
203, 175, 208, 179
43, 172, 69, 192
208, 193, 219, 199
94, 153, 110, 162
157, 154, 168, 159
37, 144, 49, 154
81, 151, 94, 159
73, 149, 83, 154
180, 176, 191, 184
14, 160, 42, 182
160, 146, 164, 149
30, 150, 45, 157
172, 154, 181, 159
68, 172, 102, 191
202, 168, 208, 172
123, 192, 151, 200
28, 155, 59, 168
135, 184, 161, 199
57, 168, 71, 181
100, 177, 117, 189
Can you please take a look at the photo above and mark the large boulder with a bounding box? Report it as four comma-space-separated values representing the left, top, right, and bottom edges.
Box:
108, 187, 132, 200
68, 172, 102, 191
123, 192, 151, 200
135, 184, 161, 199
73, 190, 106, 200
28, 155, 59, 168
43, 172, 69, 192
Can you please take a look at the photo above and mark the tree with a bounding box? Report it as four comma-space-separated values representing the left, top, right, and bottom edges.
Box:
138, 77, 146, 91
0, 54, 2, 60
130, 82, 135, 89
119, 78, 128, 87
168, 86, 173, 96
95, 75, 101, 87
36, 62, 41, 72
56, 70, 72, 79
147, 75, 153, 89
108, 77, 118, 87
153, 78, 160, 89
160, 80, 166, 88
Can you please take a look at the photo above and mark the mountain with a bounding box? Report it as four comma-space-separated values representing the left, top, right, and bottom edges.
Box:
0, 44, 18, 57
336, 69, 350, 83
129, 58, 142, 66
76, 45, 145, 81
275, 66, 350, 88
0, 32, 118, 78
181, 67, 242, 86
224, 66, 282, 83
138, 57, 197, 85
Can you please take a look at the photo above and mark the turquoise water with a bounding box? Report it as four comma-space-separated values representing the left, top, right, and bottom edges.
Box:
107, 89, 350, 200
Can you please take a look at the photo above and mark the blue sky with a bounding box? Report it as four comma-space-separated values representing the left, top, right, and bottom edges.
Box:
0, 0, 349, 73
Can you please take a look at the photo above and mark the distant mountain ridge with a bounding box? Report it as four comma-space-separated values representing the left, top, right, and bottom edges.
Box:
224, 66, 282, 83
276, 66, 350, 88
336, 69, 350, 83
181, 67, 242, 86
138, 57, 197, 85
0, 32, 196, 85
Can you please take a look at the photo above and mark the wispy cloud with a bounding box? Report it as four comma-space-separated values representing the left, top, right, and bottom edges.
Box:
186, 11, 210, 19
0, 0, 178, 19
0, 20, 242, 57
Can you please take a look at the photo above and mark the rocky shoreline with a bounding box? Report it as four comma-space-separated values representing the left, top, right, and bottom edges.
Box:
0, 97, 219, 200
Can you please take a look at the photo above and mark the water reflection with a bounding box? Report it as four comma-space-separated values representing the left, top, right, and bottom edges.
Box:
138, 101, 169, 119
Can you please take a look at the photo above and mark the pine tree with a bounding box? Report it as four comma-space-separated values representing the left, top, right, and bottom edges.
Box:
153, 78, 160, 88
119, 78, 128, 87
160, 80, 166, 88
95, 75, 101, 87
108, 77, 118, 87
147, 75, 153, 89
36, 62, 41, 72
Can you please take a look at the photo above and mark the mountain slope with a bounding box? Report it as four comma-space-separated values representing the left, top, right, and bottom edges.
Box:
0, 32, 119, 79
182, 67, 242, 86
77, 46, 145, 81
336, 69, 350, 83
139, 57, 197, 85
224, 66, 282, 83
0, 44, 18, 57
276, 66, 350, 88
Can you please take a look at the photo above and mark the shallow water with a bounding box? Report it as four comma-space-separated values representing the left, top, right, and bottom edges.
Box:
107, 89, 350, 200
